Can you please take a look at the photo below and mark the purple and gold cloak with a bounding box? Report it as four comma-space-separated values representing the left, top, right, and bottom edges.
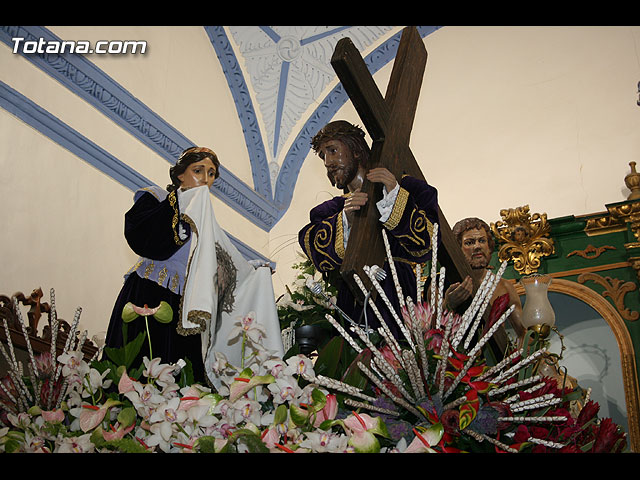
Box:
298, 175, 440, 340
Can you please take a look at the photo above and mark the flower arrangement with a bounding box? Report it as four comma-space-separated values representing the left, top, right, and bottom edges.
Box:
0, 224, 629, 453
276, 257, 338, 353
298, 226, 628, 453
0, 290, 392, 453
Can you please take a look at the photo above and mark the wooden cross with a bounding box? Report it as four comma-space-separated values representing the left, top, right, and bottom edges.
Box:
331, 26, 472, 297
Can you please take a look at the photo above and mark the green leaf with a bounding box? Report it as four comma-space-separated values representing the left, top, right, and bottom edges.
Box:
90, 428, 149, 453
274, 404, 288, 425
177, 357, 195, 387
117, 407, 137, 428
227, 428, 269, 453
348, 431, 380, 453
313, 335, 344, 378
290, 403, 310, 427
121, 302, 139, 323
310, 388, 327, 412
103, 330, 146, 369
341, 348, 371, 391
3, 431, 26, 453
196, 436, 218, 453
152, 301, 173, 324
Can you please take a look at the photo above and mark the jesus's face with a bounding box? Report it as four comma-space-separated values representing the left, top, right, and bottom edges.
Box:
318, 139, 360, 190
460, 228, 492, 270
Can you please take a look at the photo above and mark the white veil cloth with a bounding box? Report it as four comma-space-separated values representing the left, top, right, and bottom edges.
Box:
176, 186, 283, 386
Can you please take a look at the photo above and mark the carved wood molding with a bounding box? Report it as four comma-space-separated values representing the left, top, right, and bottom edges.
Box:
577, 272, 639, 322
566, 244, 616, 260
514, 277, 640, 452
0, 289, 97, 361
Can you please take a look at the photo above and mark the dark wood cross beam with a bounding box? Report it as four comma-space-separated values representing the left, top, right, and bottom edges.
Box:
330, 26, 472, 298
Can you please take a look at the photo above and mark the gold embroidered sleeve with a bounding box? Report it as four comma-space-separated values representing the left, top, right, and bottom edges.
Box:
168, 190, 186, 246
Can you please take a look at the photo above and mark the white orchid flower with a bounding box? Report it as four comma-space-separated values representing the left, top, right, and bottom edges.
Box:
300, 431, 350, 453
267, 376, 301, 405
54, 433, 94, 453
57, 350, 90, 379
143, 357, 177, 387
228, 311, 267, 347
148, 396, 187, 444
277, 292, 314, 311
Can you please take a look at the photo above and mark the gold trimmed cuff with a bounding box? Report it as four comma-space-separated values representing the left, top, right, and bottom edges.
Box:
383, 187, 409, 230
335, 211, 345, 260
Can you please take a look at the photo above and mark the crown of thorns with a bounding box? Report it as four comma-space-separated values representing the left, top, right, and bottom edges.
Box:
311, 121, 366, 152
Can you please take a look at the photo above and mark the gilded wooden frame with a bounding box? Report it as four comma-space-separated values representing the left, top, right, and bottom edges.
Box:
515, 278, 640, 452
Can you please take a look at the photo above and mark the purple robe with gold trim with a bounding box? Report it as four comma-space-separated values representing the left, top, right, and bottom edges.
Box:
298, 175, 439, 340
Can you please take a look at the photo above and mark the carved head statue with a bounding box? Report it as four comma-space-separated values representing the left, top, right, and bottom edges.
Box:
453, 217, 495, 269
453, 217, 495, 251
168, 147, 220, 192
311, 121, 371, 189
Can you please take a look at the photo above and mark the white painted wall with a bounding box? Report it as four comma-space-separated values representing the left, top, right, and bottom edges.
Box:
2, 26, 640, 344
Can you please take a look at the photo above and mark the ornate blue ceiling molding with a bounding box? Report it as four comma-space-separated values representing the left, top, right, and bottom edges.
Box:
0, 79, 273, 266
0, 25, 279, 231
204, 26, 272, 200
1, 25, 442, 233
272, 27, 443, 210
207, 26, 442, 213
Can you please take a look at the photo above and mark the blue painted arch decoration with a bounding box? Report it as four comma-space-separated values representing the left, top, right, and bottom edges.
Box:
0, 25, 442, 235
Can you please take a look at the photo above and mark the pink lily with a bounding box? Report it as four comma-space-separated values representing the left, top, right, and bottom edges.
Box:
261, 426, 281, 449
342, 411, 390, 453
404, 424, 444, 453
102, 422, 135, 442
313, 393, 338, 427
118, 369, 136, 394
78, 398, 119, 433
41, 408, 65, 423
121, 301, 172, 324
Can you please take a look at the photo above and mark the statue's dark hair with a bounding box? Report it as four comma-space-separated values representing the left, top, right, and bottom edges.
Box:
452, 217, 495, 251
167, 147, 220, 192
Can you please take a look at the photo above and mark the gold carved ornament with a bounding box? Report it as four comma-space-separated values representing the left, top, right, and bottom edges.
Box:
490, 205, 555, 276
578, 272, 639, 322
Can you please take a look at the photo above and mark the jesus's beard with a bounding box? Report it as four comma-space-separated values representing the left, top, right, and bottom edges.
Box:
328, 164, 358, 190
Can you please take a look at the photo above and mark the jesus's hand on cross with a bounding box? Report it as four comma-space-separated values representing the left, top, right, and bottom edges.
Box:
344, 189, 368, 223
366, 167, 398, 193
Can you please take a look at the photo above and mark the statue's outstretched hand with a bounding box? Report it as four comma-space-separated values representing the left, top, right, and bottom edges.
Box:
444, 275, 473, 310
